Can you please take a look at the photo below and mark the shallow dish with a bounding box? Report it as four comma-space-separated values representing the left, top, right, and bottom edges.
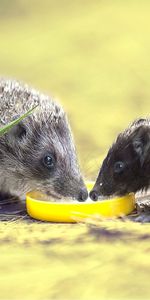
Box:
26, 182, 135, 223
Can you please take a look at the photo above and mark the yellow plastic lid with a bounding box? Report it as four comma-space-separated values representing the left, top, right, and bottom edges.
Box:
26, 182, 135, 223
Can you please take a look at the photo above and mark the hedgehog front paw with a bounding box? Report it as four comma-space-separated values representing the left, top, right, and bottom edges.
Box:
134, 212, 150, 223
0, 192, 26, 215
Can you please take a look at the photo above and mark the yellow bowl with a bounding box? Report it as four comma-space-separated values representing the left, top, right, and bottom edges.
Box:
26, 182, 135, 223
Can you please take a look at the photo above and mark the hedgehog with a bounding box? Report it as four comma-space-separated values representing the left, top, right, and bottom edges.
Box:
90, 118, 150, 200
0, 79, 88, 209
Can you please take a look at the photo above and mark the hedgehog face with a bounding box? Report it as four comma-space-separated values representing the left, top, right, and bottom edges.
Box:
90, 124, 150, 200
90, 142, 142, 199
2, 111, 88, 202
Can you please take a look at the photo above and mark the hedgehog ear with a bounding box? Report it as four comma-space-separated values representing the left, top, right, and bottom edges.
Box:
8, 121, 27, 141
133, 127, 150, 166
133, 140, 144, 160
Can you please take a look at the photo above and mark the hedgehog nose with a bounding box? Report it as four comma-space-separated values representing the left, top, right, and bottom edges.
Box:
77, 189, 88, 202
89, 190, 99, 201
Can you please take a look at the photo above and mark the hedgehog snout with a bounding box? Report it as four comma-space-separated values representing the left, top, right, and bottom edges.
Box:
77, 188, 88, 202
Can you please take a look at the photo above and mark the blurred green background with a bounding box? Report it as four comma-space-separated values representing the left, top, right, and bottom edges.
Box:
1, 1, 150, 300
1, 0, 150, 179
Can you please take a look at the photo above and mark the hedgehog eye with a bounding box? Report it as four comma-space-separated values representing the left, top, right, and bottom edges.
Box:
43, 154, 55, 169
114, 161, 125, 174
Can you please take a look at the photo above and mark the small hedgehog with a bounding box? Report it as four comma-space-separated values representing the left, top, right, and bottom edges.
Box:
90, 118, 150, 200
0, 79, 88, 206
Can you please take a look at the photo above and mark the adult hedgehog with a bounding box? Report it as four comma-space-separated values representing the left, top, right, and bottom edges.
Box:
0, 79, 88, 205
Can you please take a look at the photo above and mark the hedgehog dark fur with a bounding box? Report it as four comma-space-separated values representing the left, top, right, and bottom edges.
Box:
90, 118, 150, 200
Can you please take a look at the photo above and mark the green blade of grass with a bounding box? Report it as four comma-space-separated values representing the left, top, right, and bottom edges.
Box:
0, 105, 38, 137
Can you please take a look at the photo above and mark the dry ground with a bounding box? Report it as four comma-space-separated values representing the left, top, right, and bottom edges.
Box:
0, 211, 150, 300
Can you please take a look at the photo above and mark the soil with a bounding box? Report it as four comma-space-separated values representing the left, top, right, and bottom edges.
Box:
0, 193, 150, 300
